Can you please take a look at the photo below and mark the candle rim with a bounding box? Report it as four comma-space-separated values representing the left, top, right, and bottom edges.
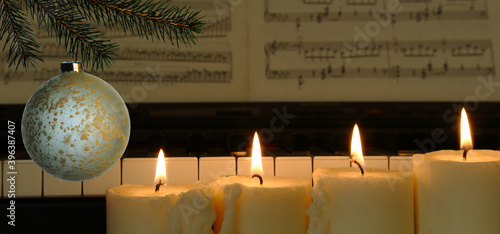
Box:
210, 175, 310, 188
107, 184, 197, 197
313, 167, 411, 179
415, 150, 500, 163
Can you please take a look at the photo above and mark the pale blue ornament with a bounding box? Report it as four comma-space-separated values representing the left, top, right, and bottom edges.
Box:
22, 62, 130, 181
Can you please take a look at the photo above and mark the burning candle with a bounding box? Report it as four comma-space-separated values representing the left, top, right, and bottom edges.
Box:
211, 132, 311, 234
414, 108, 500, 234
106, 150, 215, 234
308, 124, 414, 234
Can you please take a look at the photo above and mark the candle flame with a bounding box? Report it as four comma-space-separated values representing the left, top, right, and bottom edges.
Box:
351, 124, 365, 168
250, 132, 264, 178
460, 108, 473, 150
154, 149, 167, 186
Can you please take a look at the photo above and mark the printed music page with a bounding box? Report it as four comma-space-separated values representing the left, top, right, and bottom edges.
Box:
248, 0, 500, 101
0, 0, 249, 104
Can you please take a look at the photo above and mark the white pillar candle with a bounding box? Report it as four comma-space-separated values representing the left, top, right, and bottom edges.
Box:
308, 167, 414, 234
106, 184, 215, 234
413, 150, 500, 234
308, 124, 414, 233
107, 149, 216, 234
211, 132, 311, 234
414, 108, 500, 233
211, 176, 311, 234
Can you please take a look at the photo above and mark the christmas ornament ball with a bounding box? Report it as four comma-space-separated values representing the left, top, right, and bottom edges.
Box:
22, 62, 130, 181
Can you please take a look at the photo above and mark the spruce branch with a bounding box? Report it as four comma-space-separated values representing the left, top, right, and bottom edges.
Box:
0, 0, 205, 72
1, 0, 42, 70
72, 0, 205, 47
30, 0, 118, 71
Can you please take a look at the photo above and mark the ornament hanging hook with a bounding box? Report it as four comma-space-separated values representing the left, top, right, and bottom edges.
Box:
61, 51, 83, 72
61, 51, 83, 73
65, 51, 78, 62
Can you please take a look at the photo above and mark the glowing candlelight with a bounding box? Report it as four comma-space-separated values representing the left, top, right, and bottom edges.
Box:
211, 133, 311, 233
106, 147, 215, 234
350, 124, 365, 175
460, 108, 473, 160
414, 108, 500, 233
154, 149, 167, 191
250, 132, 264, 184
308, 123, 414, 233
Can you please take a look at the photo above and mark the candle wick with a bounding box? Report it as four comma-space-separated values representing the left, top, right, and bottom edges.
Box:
252, 174, 263, 185
463, 148, 470, 161
350, 159, 365, 176
155, 180, 166, 192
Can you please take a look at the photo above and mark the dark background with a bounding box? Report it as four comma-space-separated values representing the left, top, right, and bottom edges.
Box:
1, 102, 499, 233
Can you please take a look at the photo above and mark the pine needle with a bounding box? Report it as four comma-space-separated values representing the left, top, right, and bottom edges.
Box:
0, 0, 205, 72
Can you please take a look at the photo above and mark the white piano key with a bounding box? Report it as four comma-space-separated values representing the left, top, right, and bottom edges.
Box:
2, 160, 42, 197
364, 156, 389, 170
313, 156, 350, 170
275, 156, 312, 180
43, 173, 82, 197
122, 158, 156, 185
237, 156, 274, 177
165, 157, 198, 185
199, 157, 236, 182
390, 156, 413, 171
83, 161, 121, 196
122, 157, 198, 185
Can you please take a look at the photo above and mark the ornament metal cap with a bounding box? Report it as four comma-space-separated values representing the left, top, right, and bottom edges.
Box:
60, 61, 83, 72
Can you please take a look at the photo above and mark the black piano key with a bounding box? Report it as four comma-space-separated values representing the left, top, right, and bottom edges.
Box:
227, 134, 248, 156
147, 134, 165, 157
292, 133, 310, 155
189, 134, 207, 156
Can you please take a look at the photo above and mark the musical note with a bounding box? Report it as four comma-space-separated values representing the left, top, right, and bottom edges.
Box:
264, 36, 494, 82
302, 0, 333, 4
346, 0, 378, 6
199, 16, 232, 38
264, 37, 494, 83
1, 67, 231, 84
119, 47, 232, 63
264, 0, 488, 25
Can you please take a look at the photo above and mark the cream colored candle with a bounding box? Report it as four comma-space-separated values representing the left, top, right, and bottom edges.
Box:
308, 167, 414, 234
414, 108, 500, 233
106, 184, 215, 234
413, 150, 500, 234
308, 124, 414, 233
107, 149, 216, 234
211, 176, 311, 234
211, 132, 311, 234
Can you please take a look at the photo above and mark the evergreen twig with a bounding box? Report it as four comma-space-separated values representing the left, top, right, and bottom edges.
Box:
72, 0, 205, 47
1, 0, 42, 70
0, 0, 205, 71
30, 0, 118, 71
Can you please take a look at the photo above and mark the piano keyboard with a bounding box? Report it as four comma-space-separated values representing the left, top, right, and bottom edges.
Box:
1, 156, 413, 197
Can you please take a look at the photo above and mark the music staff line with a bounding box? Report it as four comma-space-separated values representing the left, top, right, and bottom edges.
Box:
2, 68, 231, 84
265, 39, 493, 60
265, 0, 487, 27
34, 15, 231, 39
267, 65, 494, 80
264, 38, 495, 81
302, 0, 461, 5
118, 48, 232, 63
35, 42, 232, 63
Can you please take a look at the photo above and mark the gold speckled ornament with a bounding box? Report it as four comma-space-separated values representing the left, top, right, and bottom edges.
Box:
22, 62, 130, 181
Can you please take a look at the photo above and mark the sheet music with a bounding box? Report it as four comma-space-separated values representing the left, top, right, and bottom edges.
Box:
249, 0, 500, 101
2, 0, 500, 103
0, 0, 249, 104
